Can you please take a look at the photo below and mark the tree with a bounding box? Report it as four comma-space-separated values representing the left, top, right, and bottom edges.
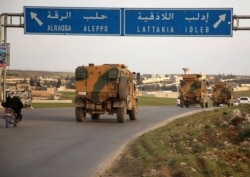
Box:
56, 79, 62, 88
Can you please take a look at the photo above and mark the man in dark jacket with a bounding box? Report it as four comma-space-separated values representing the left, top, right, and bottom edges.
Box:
2, 91, 24, 121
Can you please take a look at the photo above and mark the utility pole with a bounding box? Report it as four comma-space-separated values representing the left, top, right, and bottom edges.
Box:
0, 15, 2, 102
0, 13, 24, 102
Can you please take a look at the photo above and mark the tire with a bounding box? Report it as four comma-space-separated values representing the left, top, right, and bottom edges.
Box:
75, 107, 86, 122
91, 114, 100, 120
13, 117, 18, 127
119, 76, 128, 100
129, 101, 138, 120
117, 101, 126, 123
5, 118, 11, 128
180, 101, 184, 108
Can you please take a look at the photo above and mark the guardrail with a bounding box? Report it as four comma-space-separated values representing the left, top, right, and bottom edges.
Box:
32, 100, 72, 103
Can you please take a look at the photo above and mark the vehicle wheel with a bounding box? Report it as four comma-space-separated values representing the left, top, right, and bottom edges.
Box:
117, 101, 126, 123
14, 120, 17, 127
91, 114, 100, 120
5, 119, 11, 128
180, 101, 184, 108
75, 107, 86, 122
129, 101, 138, 120
119, 76, 128, 100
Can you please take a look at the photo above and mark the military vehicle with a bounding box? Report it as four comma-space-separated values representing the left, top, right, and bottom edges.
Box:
179, 74, 209, 108
211, 81, 234, 106
74, 63, 140, 123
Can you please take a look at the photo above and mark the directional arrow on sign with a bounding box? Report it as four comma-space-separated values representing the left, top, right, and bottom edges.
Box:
30, 12, 43, 26
213, 14, 226, 29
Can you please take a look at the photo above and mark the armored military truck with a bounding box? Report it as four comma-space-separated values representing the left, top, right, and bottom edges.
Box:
179, 74, 209, 108
74, 63, 139, 123
211, 81, 234, 107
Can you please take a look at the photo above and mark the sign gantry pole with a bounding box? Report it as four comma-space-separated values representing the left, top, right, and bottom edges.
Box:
0, 13, 24, 102
0, 15, 2, 102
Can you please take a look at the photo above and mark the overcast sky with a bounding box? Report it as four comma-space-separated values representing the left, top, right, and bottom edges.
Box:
0, 0, 249, 75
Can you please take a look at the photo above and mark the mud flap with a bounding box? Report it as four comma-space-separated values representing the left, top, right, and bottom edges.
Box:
75, 97, 85, 107
113, 100, 125, 108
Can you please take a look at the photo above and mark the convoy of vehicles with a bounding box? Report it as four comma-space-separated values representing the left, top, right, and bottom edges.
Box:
178, 74, 209, 108
74, 63, 140, 123
2, 66, 249, 127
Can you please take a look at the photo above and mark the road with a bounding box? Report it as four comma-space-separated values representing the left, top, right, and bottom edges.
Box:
0, 106, 209, 177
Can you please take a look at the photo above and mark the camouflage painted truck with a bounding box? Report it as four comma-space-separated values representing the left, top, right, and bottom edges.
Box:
74, 63, 139, 123
211, 81, 234, 107
179, 74, 209, 108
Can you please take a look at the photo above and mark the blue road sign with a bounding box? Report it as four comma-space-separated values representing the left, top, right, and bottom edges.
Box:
24, 7, 122, 35
24, 7, 233, 37
124, 8, 233, 36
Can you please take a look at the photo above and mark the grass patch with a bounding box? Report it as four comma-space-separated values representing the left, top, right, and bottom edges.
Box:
138, 96, 176, 106
59, 91, 75, 100
103, 105, 250, 177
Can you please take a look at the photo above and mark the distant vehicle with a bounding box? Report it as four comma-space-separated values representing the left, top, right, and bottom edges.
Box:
176, 97, 181, 106
211, 81, 234, 107
179, 74, 209, 108
238, 96, 250, 105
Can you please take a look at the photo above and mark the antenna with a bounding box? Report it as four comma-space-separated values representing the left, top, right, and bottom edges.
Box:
182, 67, 190, 74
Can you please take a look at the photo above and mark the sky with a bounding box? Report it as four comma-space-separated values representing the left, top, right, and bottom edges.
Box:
0, 0, 250, 75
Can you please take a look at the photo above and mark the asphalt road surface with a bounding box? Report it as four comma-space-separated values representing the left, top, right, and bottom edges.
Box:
0, 106, 209, 177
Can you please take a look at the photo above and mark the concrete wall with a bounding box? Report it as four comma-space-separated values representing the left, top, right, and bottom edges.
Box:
140, 91, 179, 98
233, 87, 249, 92
32, 87, 56, 100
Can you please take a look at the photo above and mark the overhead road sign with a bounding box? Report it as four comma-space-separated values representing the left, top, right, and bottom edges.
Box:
124, 8, 233, 36
24, 7, 233, 37
24, 7, 122, 35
